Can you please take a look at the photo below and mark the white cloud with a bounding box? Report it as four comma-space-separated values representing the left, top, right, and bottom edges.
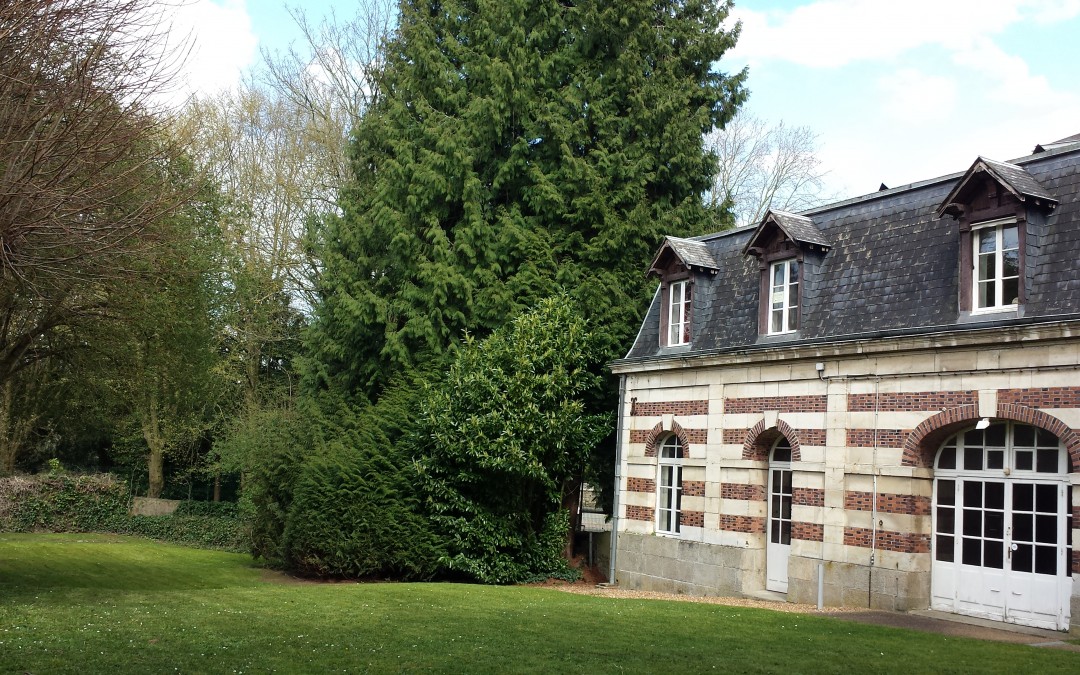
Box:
162, 0, 258, 104
876, 69, 957, 123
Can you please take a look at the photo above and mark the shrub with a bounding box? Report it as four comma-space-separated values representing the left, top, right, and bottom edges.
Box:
0, 473, 243, 551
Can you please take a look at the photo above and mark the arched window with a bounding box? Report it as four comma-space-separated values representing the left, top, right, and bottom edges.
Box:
656, 435, 683, 535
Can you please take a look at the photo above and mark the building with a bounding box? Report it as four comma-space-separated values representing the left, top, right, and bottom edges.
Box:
608, 134, 1080, 633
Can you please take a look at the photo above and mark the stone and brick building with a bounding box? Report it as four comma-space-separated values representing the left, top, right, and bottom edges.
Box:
608, 134, 1080, 632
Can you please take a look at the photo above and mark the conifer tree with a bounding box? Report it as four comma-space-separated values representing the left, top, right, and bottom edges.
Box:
308, 0, 746, 397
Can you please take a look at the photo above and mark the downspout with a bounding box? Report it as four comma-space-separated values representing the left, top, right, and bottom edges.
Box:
868, 376, 880, 608
608, 375, 627, 585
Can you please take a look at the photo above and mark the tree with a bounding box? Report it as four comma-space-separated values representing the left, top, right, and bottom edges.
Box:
306, 0, 747, 398
415, 297, 608, 583
705, 110, 830, 228
0, 0, 190, 390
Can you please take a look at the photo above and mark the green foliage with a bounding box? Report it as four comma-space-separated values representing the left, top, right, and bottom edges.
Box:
242, 389, 444, 578
306, 0, 746, 398
0, 474, 243, 551
416, 297, 608, 583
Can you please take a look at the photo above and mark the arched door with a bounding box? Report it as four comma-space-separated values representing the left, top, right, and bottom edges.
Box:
931, 422, 1073, 631
766, 437, 793, 593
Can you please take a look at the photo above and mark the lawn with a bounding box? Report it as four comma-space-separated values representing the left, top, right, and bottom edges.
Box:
1, 534, 1077, 673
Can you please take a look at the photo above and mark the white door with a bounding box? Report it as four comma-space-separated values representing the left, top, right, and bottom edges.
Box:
767, 440, 793, 593
931, 423, 1073, 631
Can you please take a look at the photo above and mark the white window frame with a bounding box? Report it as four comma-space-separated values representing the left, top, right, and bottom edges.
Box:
656, 435, 683, 535
667, 279, 691, 346
768, 259, 799, 335
972, 218, 1019, 313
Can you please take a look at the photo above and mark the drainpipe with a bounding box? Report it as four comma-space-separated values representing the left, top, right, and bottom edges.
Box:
608, 375, 627, 585
868, 377, 880, 608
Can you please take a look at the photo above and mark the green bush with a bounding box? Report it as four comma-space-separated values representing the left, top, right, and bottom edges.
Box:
0, 474, 243, 551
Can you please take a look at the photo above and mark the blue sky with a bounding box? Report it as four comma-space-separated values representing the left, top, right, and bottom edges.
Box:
176, 0, 1080, 202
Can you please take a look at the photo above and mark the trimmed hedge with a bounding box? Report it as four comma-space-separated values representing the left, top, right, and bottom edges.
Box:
0, 474, 244, 551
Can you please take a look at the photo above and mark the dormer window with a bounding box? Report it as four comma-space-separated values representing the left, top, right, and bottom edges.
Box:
668, 280, 691, 345
937, 157, 1058, 316
973, 219, 1019, 312
769, 259, 799, 334
647, 236, 720, 348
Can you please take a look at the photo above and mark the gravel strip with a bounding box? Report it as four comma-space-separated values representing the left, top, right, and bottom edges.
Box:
543, 584, 859, 614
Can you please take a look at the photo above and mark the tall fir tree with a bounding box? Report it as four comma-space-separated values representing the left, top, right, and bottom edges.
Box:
307, 0, 746, 398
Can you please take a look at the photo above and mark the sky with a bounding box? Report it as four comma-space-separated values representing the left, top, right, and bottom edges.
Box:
172, 0, 1080, 202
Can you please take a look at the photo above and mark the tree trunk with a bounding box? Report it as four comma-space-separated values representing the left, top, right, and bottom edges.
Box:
213, 472, 221, 502
141, 391, 166, 498
562, 480, 582, 561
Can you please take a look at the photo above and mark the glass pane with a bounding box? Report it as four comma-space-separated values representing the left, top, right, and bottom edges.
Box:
659, 509, 671, 532
962, 538, 981, 565
985, 424, 1006, 446
985, 482, 1004, 510
964, 446, 983, 470
987, 450, 1003, 469
978, 253, 995, 281
1035, 484, 1056, 513
938, 446, 956, 470
984, 540, 1003, 569
1036, 449, 1058, 473
789, 260, 799, 280
1002, 278, 1018, 306
661, 465, 673, 486
773, 263, 785, 287
1002, 249, 1019, 277
978, 228, 996, 253
963, 509, 982, 536
1014, 514, 1033, 543
771, 519, 780, 544
772, 471, 781, 492
787, 281, 798, 309
781, 471, 792, 494
1015, 450, 1033, 471
787, 303, 798, 332
773, 443, 791, 463
937, 480, 955, 505
781, 521, 791, 545
936, 534, 954, 562
964, 481, 982, 508
1035, 515, 1057, 544
771, 310, 782, 334
1013, 424, 1035, 447
1034, 545, 1056, 575
669, 323, 680, 345
1012, 544, 1032, 572
964, 429, 984, 445
937, 506, 955, 534
771, 495, 781, 515
1013, 483, 1033, 512
684, 283, 692, 302
781, 497, 792, 520
985, 510, 1004, 539
1002, 224, 1018, 249
1036, 427, 1060, 447
978, 280, 995, 308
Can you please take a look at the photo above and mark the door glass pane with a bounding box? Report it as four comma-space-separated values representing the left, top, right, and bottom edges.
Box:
985, 482, 1004, 509
964, 481, 982, 508
963, 509, 982, 536
1035, 484, 1056, 513
771, 519, 780, 544
964, 446, 983, 470
1013, 544, 1033, 572
781, 497, 791, 520
772, 471, 781, 492
937, 506, 955, 534
938, 447, 956, 470
771, 495, 780, 515
781, 521, 791, 545
985, 424, 1006, 446
1015, 450, 1033, 471
1013, 483, 1033, 511
1035, 515, 1057, 544
983, 540, 1003, 569
1013, 513, 1033, 542
962, 538, 981, 565
781, 471, 792, 494
1013, 424, 1035, 446
936, 534, 954, 562
985, 510, 1004, 539
1034, 546, 1056, 575
937, 480, 955, 505
964, 429, 983, 445
987, 450, 1003, 469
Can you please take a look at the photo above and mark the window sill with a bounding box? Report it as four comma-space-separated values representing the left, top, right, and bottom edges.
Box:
959, 307, 1021, 324
756, 330, 802, 344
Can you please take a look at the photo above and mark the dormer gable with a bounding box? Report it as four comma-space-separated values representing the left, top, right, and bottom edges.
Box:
647, 236, 719, 278
741, 210, 831, 259
936, 157, 1058, 221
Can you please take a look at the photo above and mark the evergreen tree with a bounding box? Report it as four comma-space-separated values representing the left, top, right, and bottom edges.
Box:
307, 0, 746, 397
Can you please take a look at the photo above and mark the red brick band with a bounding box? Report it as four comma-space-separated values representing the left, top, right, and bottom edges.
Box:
631, 400, 709, 416
721, 483, 765, 501
680, 511, 705, 528
724, 395, 827, 414
844, 526, 930, 553
846, 429, 909, 448
848, 391, 976, 412
844, 492, 930, 515
682, 480, 706, 497
792, 522, 824, 542
792, 487, 824, 507
999, 387, 1080, 408
718, 514, 765, 534
625, 505, 654, 521
627, 477, 655, 493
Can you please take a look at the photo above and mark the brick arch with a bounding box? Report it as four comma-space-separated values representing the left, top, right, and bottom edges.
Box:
902, 403, 1080, 472
644, 421, 690, 458
742, 418, 802, 462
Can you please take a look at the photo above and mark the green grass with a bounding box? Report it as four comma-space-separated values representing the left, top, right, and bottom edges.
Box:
1, 534, 1077, 673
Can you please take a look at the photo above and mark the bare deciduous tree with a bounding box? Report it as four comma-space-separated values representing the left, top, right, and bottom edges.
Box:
706, 111, 831, 228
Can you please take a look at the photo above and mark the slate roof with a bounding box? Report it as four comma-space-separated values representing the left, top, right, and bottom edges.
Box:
1034, 133, 1080, 154
936, 157, 1057, 218
744, 210, 831, 253
619, 143, 1080, 363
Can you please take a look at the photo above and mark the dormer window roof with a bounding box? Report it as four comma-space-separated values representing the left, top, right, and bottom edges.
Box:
742, 210, 831, 258
647, 236, 719, 278
936, 157, 1058, 219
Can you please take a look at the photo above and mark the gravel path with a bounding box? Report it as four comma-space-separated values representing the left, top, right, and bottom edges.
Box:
544, 584, 848, 614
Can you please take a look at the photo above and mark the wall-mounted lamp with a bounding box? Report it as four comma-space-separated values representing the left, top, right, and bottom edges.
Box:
815, 362, 825, 380
975, 418, 991, 430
